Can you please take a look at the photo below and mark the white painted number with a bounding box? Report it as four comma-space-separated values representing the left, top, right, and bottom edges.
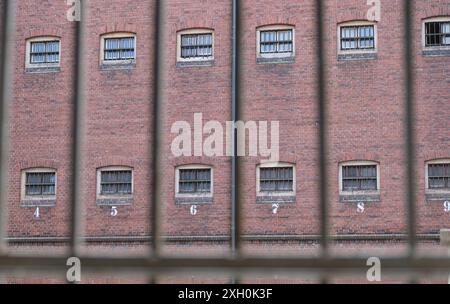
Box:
111, 206, 118, 217
190, 205, 198, 216
357, 202, 365, 214
272, 204, 280, 215
33, 207, 40, 219
444, 201, 450, 213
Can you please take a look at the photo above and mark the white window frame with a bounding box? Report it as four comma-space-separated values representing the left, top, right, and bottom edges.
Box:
177, 29, 215, 63
175, 165, 214, 198
256, 25, 295, 59
21, 168, 57, 201
96, 166, 134, 200
337, 21, 378, 55
100, 32, 137, 66
422, 17, 450, 50
256, 162, 296, 197
339, 161, 380, 195
25, 36, 61, 69
425, 159, 450, 193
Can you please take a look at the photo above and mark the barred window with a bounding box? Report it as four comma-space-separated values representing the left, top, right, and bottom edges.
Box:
100, 170, 133, 195
428, 163, 450, 189
425, 21, 450, 47
260, 29, 293, 54
29, 40, 60, 64
340, 25, 375, 50
104, 37, 135, 61
180, 33, 213, 59
260, 167, 294, 192
179, 169, 212, 194
342, 165, 378, 192
25, 172, 56, 196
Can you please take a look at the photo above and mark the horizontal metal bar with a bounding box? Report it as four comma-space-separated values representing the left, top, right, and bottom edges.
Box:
1, 256, 450, 276
4, 234, 441, 244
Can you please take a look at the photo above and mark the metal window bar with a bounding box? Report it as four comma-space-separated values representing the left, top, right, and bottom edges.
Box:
340, 25, 375, 50
425, 22, 450, 47
104, 37, 135, 60
29, 40, 60, 63
180, 33, 213, 59
0, 0, 449, 283
260, 29, 293, 54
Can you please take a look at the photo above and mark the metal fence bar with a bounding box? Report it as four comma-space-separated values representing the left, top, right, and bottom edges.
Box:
402, 0, 418, 257
315, 0, 330, 258
0, 0, 15, 254
150, 0, 163, 259
231, 0, 241, 258
70, 0, 87, 257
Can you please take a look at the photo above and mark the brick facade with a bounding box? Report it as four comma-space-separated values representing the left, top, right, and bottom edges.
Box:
1, 0, 450, 283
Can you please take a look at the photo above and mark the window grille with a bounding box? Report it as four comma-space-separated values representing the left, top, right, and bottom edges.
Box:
260, 167, 293, 192
30, 40, 60, 63
100, 170, 132, 195
180, 33, 213, 59
428, 163, 450, 189
260, 30, 293, 54
340, 25, 375, 50
425, 22, 450, 47
25, 172, 56, 196
104, 37, 135, 61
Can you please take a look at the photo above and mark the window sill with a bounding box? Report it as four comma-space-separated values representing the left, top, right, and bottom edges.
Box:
256, 56, 295, 65
25, 66, 60, 74
422, 49, 450, 57
21, 199, 56, 208
425, 192, 450, 202
256, 195, 296, 204
96, 197, 133, 206
175, 196, 213, 205
340, 193, 380, 203
176, 60, 214, 68
337, 52, 377, 61
100, 62, 136, 71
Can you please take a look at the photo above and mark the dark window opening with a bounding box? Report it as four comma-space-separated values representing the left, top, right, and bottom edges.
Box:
100, 170, 133, 195
30, 41, 60, 64
180, 33, 213, 59
179, 169, 212, 193
425, 21, 450, 47
260, 29, 293, 54
428, 163, 450, 189
340, 25, 375, 50
260, 167, 294, 192
25, 172, 56, 196
342, 165, 378, 191
104, 37, 135, 61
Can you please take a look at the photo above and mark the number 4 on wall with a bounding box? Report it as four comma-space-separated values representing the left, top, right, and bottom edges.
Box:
33, 207, 40, 219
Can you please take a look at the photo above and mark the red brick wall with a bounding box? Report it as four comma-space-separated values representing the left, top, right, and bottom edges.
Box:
5, 0, 450, 242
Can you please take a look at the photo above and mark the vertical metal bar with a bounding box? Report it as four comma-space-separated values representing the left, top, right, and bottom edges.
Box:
402, 0, 417, 257
0, 0, 15, 254
151, 0, 163, 259
315, 0, 330, 258
231, 0, 240, 258
70, 0, 86, 257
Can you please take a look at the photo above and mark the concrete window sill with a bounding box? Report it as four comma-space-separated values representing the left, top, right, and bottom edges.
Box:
96, 197, 133, 207
425, 192, 450, 202
25, 67, 61, 74
256, 195, 296, 204
337, 52, 377, 61
340, 193, 381, 203
21, 199, 56, 208
256, 56, 295, 65
422, 49, 450, 57
176, 60, 214, 68
175, 196, 213, 205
